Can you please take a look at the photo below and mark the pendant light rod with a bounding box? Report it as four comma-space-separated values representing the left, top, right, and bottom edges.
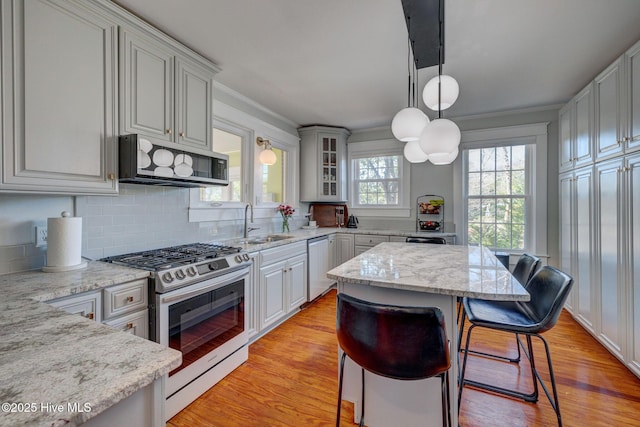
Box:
437, 0, 443, 119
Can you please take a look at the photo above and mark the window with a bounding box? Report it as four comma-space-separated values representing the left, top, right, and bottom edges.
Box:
455, 123, 548, 255
466, 145, 527, 249
348, 139, 411, 217
200, 128, 243, 203
354, 155, 401, 205
260, 147, 286, 203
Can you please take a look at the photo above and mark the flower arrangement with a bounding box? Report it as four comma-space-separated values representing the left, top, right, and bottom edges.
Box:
277, 204, 295, 232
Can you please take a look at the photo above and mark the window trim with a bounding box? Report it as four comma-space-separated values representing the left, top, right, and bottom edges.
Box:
348, 139, 411, 218
453, 123, 548, 256
189, 117, 253, 210
188, 101, 299, 223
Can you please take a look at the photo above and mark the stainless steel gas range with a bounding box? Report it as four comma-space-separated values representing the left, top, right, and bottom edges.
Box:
102, 242, 252, 419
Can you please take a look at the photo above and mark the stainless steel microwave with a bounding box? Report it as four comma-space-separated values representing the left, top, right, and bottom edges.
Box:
118, 134, 229, 187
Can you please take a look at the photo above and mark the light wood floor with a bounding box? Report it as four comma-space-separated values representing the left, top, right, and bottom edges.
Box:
167, 289, 640, 427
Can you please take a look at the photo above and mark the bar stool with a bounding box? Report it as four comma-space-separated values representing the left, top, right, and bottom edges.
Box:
458, 253, 541, 358
406, 236, 447, 244
458, 266, 574, 426
336, 293, 451, 427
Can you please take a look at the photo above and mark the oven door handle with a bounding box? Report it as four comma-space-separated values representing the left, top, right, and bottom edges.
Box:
160, 266, 250, 304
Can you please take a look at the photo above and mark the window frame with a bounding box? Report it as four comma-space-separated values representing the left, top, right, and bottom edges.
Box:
188, 100, 299, 223
454, 123, 548, 256
348, 139, 411, 218
189, 118, 252, 210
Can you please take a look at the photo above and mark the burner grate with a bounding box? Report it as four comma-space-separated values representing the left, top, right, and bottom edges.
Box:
101, 243, 242, 271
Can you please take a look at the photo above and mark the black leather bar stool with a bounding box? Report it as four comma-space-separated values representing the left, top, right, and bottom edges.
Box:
458, 266, 574, 426
336, 293, 451, 427
406, 236, 447, 244
458, 253, 541, 357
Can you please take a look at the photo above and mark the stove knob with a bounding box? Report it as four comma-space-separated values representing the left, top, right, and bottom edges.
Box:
234, 255, 242, 263
242, 253, 250, 261
162, 272, 174, 283
175, 269, 186, 280
208, 262, 217, 271
186, 266, 197, 277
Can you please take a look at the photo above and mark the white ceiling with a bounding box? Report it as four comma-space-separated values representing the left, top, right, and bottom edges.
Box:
113, 0, 640, 131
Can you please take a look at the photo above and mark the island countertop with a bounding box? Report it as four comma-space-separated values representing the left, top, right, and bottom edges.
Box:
327, 242, 529, 301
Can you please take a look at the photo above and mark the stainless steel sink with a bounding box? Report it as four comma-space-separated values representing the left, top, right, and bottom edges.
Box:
241, 235, 294, 245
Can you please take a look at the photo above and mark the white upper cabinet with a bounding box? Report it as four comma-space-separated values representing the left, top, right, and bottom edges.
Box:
624, 41, 640, 153
120, 27, 216, 150
299, 126, 350, 202
595, 58, 624, 162
559, 84, 594, 172
0, 0, 118, 194
121, 30, 174, 142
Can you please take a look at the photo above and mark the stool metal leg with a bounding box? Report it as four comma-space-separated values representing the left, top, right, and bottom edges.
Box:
336, 352, 346, 427
359, 367, 365, 427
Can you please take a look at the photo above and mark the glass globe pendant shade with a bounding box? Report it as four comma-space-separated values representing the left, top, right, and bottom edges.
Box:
418, 118, 461, 156
259, 148, 277, 165
429, 148, 459, 165
422, 75, 459, 111
391, 107, 429, 142
403, 140, 429, 163
419, 119, 460, 155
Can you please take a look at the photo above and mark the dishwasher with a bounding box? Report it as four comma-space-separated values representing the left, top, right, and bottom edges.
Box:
307, 236, 333, 301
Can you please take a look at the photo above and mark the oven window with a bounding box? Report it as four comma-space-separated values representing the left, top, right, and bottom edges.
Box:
168, 280, 244, 376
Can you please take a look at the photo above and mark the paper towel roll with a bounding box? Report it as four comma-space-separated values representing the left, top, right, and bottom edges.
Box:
43, 211, 87, 272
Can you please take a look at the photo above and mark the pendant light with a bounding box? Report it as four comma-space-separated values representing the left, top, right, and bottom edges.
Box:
392, 17, 429, 143
418, 0, 460, 165
404, 140, 429, 163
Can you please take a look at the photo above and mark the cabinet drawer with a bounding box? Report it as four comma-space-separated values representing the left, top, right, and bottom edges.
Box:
260, 241, 307, 266
103, 309, 148, 339
354, 234, 389, 247
48, 291, 102, 322
103, 279, 148, 320
389, 236, 408, 243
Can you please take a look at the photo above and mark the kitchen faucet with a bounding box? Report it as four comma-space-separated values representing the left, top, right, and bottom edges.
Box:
244, 203, 259, 238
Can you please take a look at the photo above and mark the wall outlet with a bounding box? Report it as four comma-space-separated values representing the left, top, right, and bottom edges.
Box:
35, 226, 48, 247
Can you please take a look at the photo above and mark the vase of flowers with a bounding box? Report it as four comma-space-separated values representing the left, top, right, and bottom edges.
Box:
277, 204, 295, 233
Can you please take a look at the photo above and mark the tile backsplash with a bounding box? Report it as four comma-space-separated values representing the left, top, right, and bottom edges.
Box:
76, 184, 297, 260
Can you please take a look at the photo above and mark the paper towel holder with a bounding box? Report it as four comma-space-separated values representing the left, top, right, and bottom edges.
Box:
42, 211, 88, 273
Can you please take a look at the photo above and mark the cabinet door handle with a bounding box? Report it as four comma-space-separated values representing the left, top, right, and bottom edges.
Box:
108, 173, 116, 180
86, 312, 94, 320
179, 131, 185, 138
126, 296, 134, 303
126, 322, 134, 330
166, 128, 172, 135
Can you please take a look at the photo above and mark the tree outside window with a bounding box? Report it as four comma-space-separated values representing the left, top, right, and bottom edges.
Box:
466, 145, 527, 250
354, 155, 401, 206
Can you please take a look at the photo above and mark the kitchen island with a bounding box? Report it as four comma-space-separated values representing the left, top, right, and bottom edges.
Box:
327, 242, 529, 427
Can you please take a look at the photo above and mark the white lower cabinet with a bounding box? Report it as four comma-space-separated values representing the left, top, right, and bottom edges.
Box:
595, 159, 626, 359
335, 233, 355, 265
257, 241, 308, 334
47, 278, 149, 339
626, 154, 640, 376
48, 291, 103, 322
560, 152, 640, 378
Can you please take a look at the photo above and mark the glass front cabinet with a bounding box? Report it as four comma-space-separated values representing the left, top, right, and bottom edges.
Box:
299, 126, 351, 202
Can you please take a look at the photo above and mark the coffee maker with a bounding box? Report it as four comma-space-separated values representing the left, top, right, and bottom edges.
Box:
346, 215, 358, 228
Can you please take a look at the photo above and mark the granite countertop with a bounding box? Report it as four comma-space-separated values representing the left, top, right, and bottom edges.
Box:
223, 227, 456, 252
0, 262, 182, 427
327, 242, 529, 301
